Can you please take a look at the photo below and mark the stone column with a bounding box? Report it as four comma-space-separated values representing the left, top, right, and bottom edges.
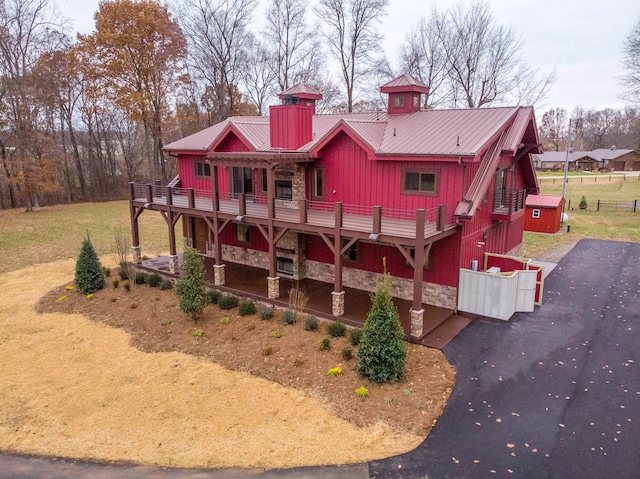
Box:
267, 276, 280, 299
410, 308, 425, 338
331, 291, 345, 317
168, 254, 179, 275
132, 246, 141, 264
213, 264, 225, 286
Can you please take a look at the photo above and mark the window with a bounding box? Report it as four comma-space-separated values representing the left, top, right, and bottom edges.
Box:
341, 239, 359, 263
532, 209, 541, 219
194, 161, 211, 177
236, 224, 251, 243
276, 257, 294, 276
394, 95, 404, 107
402, 170, 438, 195
404, 247, 432, 270
313, 168, 325, 199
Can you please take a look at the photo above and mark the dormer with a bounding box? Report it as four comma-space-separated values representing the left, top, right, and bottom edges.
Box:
380, 73, 430, 115
270, 83, 323, 150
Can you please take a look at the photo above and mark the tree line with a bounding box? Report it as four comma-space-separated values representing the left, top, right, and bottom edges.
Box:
0, 0, 634, 210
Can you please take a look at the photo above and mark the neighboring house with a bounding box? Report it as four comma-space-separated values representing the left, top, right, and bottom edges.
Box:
524, 194, 565, 233
129, 74, 541, 339
532, 151, 594, 171
533, 147, 640, 172
590, 148, 640, 171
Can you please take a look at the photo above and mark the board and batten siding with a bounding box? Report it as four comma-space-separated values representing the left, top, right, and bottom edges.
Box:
313, 131, 464, 213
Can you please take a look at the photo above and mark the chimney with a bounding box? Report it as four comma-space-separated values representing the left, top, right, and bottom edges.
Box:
270, 83, 323, 150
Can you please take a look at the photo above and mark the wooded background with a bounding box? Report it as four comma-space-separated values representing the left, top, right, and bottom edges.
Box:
1, 0, 638, 210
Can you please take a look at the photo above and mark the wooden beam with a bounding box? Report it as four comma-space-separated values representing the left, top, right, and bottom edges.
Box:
412, 209, 426, 311
334, 202, 343, 293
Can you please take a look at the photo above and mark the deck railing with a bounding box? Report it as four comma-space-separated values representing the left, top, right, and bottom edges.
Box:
131, 182, 456, 237
493, 189, 526, 215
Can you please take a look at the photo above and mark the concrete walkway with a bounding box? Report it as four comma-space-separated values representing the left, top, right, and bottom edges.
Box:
2, 239, 638, 478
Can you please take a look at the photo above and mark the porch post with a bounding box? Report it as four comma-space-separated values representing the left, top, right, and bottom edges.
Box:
411, 209, 426, 338
266, 164, 279, 298
211, 164, 223, 265
332, 202, 344, 316
129, 183, 142, 264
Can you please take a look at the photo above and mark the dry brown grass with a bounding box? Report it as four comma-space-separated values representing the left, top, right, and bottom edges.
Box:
0, 260, 452, 469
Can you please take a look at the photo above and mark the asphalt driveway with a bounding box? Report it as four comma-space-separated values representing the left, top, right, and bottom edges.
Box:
2, 239, 639, 479
371, 239, 640, 478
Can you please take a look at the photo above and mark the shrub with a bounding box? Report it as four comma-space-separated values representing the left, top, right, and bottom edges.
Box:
304, 315, 319, 331
218, 294, 239, 310
160, 319, 171, 326
159, 280, 173, 290
102, 266, 111, 277
118, 261, 133, 280
262, 346, 273, 356
355, 386, 369, 398
293, 357, 305, 367
112, 279, 120, 289
246, 324, 256, 331
269, 330, 282, 339
145, 272, 162, 287
86, 293, 94, 300
579, 195, 588, 210
74, 234, 106, 294
239, 300, 256, 316
357, 271, 407, 383
260, 307, 274, 320
134, 271, 147, 284
207, 289, 222, 304
282, 309, 296, 325
342, 347, 353, 361
193, 329, 203, 338
174, 248, 207, 321
220, 316, 230, 324
349, 328, 364, 346
328, 366, 342, 377
327, 321, 346, 337
123, 282, 131, 292
319, 336, 331, 351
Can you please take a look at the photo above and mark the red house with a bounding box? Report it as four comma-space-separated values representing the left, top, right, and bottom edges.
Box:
129, 74, 541, 340
524, 194, 564, 233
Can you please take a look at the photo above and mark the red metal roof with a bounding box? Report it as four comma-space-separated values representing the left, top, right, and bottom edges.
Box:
279, 83, 323, 100
526, 194, 564, 208
380, 73, 430, 94
164, 104, 537, 160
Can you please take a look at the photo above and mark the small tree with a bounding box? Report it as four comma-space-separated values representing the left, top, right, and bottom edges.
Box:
174, 248, 207, 320
357, 270, 407, 383
579, 195, 588, 210
75, 234, 106, 294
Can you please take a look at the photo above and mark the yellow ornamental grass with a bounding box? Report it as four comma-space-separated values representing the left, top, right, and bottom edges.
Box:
355, 386, 369, 398
328, 367, 342, 377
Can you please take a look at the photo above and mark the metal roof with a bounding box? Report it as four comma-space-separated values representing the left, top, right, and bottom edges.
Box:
165, 106, 536, 159
279, 83, 323, 100
526, 194, 564, 208
589, 148, 635, 160
380, 73, 430, 93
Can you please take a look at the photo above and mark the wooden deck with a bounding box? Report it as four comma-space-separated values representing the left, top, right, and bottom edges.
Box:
133, 188, 457, 241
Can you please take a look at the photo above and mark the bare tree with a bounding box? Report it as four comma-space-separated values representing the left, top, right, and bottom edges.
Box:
315, 0, 388, 112
0, 0, 67, 210
430, 1, 553, 108
264, 0, 324, 92
240, 38, 277, 115
176, 0, 257, 124
621, 16, 640, 104
399, 12, 448, 109
539, 108, 568, 151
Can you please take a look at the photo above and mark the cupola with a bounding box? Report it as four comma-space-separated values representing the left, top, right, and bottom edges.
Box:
269, 83, 323, 150
380, 73, 430, 115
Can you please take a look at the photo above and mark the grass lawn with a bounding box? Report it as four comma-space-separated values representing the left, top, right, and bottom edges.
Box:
0, 201, 180, 274
522, 175, 640, 259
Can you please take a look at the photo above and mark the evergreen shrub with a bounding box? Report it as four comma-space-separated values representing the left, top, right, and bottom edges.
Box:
74, 234, 106, 294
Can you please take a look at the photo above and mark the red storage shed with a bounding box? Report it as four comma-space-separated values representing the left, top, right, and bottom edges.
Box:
525, 195, 565, 233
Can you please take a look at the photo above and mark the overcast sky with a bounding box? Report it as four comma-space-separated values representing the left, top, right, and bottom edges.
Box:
57, 0, 640, 117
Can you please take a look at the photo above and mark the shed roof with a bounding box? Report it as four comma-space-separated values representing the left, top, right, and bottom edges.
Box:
526, 194, 564, 208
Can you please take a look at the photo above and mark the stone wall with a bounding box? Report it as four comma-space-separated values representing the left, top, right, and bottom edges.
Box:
303, 260, 458, 310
